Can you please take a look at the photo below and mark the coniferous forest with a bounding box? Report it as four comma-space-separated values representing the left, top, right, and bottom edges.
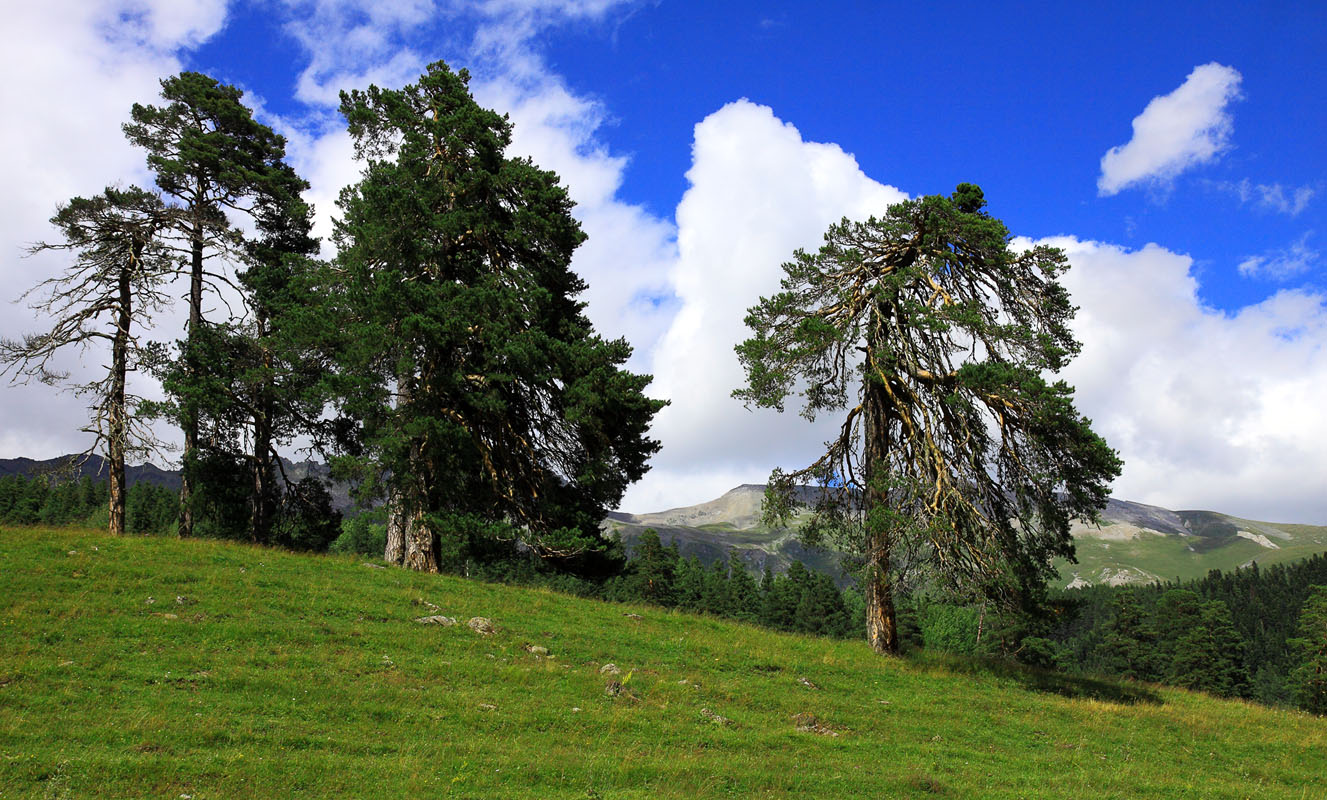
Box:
3, 60, 1326, 721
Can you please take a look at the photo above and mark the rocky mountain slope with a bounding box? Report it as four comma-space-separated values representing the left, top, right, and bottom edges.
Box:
611, 485, 1327, 589
0, 454, 353, 511
0, 454, 182, 490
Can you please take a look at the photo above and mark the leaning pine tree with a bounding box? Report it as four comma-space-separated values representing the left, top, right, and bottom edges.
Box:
332, 62, 664, 573
734, 185, 1121, 654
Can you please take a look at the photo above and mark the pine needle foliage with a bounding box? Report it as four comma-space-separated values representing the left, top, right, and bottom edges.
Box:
735, 184, 1121, 653
331, 62, 664, 572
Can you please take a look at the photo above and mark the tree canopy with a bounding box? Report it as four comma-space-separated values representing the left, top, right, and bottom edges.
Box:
735, 184, 1121, 653
331, 61, 664, 572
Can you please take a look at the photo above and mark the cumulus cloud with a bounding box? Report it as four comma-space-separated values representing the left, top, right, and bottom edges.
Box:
280, 0, 439, 107
1237, 232, 1320, 280
617, 101, 908, 513
108, 0, 229, 49
1030, 236, 1327, 523
1098, 63, 1242, 196
622, 111, 1327, 522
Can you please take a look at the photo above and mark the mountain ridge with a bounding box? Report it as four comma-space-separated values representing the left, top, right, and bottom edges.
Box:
612, 484, 1327, 589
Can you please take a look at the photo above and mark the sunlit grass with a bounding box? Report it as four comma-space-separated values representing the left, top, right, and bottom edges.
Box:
2, 525, 1324, 798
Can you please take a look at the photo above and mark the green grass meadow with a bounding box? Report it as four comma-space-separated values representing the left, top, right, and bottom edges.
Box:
2, 526, 1324, 798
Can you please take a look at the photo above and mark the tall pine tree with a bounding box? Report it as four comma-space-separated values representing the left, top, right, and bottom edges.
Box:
123, 72, 307, 537
2, 187, 174, 535
332, 62, 664, 573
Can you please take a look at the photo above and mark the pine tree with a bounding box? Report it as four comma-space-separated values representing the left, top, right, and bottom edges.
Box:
675, 556, 706, 611
729, 562, 762, 622
1101, 593, 1159, 681
1153, 588, 1204, 681
702, 559, 733, 616
1169, 599, 1249, 697
230, 167, 326, 544
629, 530, 677, 607
331, 62, 663, 572
2, 188, 174, 535
1290, 585, 1327, 714
123, 72, 307, 538
762, 562, 811, 631
735, 185, 1121, 653
795, 572, 851, 637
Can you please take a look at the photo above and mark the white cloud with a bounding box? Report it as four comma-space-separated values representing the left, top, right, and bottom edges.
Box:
109, 0, 229, 50
1032, 236, 1327, 523
1237, 232, 1320, 280
279, 0, 439, 107
1098, 63, 1242, 196
1214, 179, 1316, 216
0, 1, 230, 462
622, 111, 1327, 523
618, 100, 908, 513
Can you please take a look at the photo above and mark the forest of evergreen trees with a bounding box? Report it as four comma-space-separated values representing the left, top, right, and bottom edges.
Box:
1043, 555, 1327, 708
0, 473, 174, 533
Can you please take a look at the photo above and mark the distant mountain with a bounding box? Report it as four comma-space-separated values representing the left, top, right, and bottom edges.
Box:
609, 485, 1327, 589
9, 454, 1325, 586
604, 484, 847, 585
1063, 498, 1327, 588
0, 454, 182, 490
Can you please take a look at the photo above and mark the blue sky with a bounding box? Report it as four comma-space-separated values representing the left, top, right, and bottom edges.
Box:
2, 1, 1326, 522
185, 1, 1326, 312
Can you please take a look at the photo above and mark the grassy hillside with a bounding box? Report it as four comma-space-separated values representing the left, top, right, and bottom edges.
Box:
2, 527, 1324, 798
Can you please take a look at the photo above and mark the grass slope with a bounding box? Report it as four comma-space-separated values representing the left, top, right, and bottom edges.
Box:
2, 527, 1324, 799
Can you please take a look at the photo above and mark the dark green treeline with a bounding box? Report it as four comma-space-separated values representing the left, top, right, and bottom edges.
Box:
0, 473, 174, 534
1043, 555, 1327, 708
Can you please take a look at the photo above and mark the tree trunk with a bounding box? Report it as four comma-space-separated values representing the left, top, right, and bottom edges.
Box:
177, 218, 204, 538
863, 306, 899, 654
402, 434, 438, 573
251, 411, 272, 544
107, 258, 132, 537
384, 370, 410, 566
975, 600, 987, 649
390, 371, 438, 572
384, 488, 406, 564
250, 316, 274, 544
403, 503, 438, 573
